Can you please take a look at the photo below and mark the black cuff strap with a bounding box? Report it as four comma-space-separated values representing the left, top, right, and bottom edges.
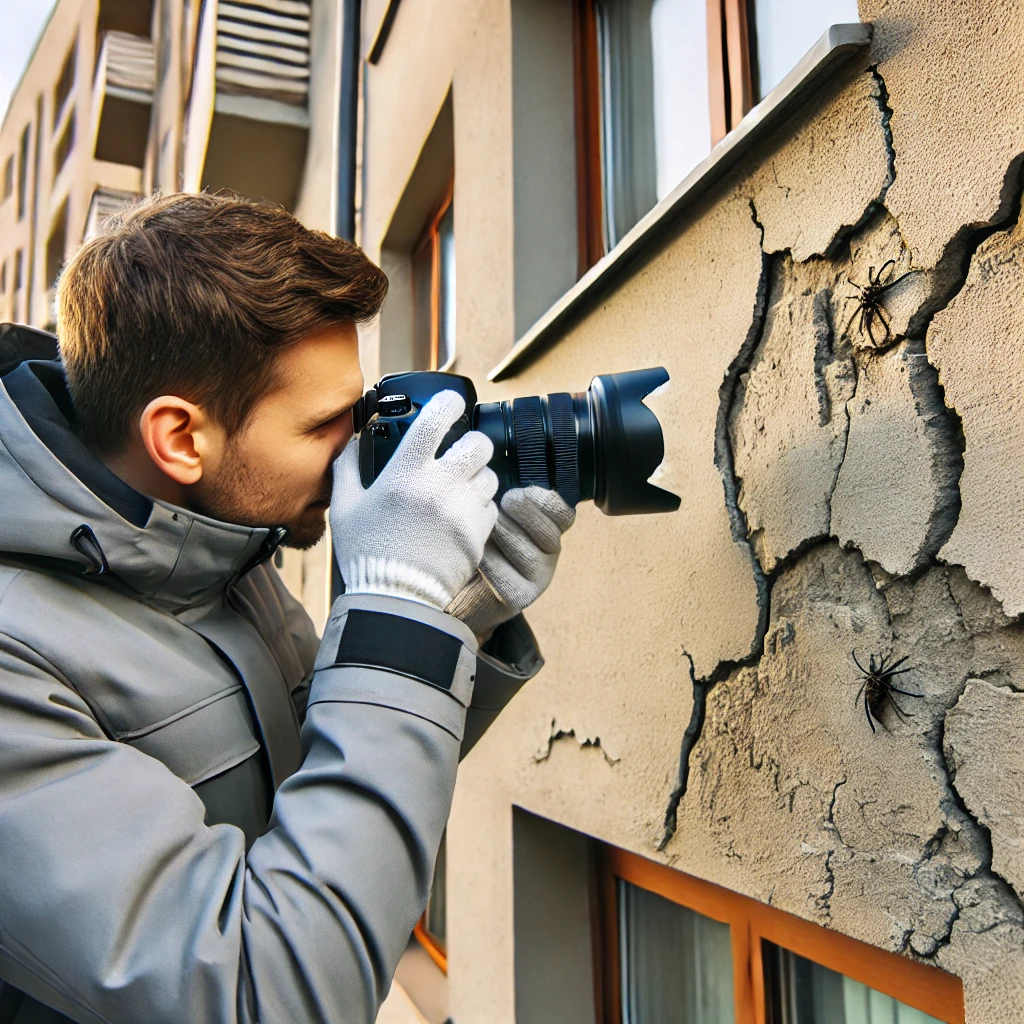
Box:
334, 609, 464, 691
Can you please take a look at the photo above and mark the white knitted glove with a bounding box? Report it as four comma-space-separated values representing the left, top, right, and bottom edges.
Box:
330, 391, 499, 609
445, 486, 576, 641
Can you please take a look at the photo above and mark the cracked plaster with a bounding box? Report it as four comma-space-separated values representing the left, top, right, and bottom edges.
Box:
930, 202, 1024, 616
861, 0, 1024, 269
745, 67, 891, 262
667, 547, 1024, 1022
944, 681, 1024, 901
832, 339, 962, 575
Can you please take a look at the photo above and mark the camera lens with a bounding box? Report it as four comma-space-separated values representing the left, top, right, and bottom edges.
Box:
472, 366, 679, 516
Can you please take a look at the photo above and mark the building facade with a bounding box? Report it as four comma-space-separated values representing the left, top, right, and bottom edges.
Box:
3, 2, 1024, 1023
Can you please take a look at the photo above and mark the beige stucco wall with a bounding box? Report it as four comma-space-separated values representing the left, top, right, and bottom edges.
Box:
361, 2, 1024, 1022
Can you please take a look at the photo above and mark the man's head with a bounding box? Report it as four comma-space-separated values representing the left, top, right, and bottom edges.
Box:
57, 192, 388, 548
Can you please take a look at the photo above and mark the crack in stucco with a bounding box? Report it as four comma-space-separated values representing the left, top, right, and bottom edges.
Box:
905, 340, 966, 562
870, 65, 897, 206
534, 718, 619, 766
909, 156, 1024, 340
658, 203, 773, 850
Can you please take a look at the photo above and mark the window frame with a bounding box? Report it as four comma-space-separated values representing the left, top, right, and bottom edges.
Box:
597, 844, 965, 1024
573, 0, 757, 273
410, 171, 455, 372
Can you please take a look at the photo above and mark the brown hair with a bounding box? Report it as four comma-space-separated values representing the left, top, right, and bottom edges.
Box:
57, 191, 388, 453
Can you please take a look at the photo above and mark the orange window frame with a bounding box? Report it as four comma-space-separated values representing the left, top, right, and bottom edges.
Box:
411, 173, 455, 372
413, 914, 447, 975
573, 0, 757, 275
597, 844, 965, 1024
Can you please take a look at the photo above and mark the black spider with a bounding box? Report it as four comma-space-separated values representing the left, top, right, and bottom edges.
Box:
851, 650, 923, 733
844, 259, 915, 349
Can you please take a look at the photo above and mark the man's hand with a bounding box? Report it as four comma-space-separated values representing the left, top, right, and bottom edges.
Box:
330, 391, 499, 609
446, 486, 576, 641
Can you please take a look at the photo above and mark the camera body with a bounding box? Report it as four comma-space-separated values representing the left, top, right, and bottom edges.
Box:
351, 368, 680, 515
353, 371, 478, 493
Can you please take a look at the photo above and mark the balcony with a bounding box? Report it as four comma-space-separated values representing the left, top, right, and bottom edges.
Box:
84, 186, 142, 240
91, 32, 155, 169
184, 0, 310, 211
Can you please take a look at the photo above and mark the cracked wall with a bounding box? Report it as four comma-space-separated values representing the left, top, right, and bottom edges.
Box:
396, 4, 1024, 1022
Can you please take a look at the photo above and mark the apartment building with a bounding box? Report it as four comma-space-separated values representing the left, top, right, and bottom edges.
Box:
3, 2, 1024, 1023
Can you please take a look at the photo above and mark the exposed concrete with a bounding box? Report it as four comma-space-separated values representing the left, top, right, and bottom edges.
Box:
930, 200, 1024, 616
945, 681, 1024, 901
746, 67, 891, 263
832, 340, 963, 576
862, 0, 1024, 269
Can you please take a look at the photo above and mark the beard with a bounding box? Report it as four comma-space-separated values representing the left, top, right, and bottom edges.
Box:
191, 440, 331, 551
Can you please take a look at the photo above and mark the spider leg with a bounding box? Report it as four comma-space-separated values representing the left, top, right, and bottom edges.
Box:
856, 682, 866, 706
882, 268, 915, 291
876, 259, 897, 283
883, 655, 910, 673
887, 685, 923, 698
843, 305, 861, 336
852, 650, 868, 674
883, 666, 915, 677
888, 697, 913, 723
877, 306, 893, 345
866, 310, 881, 348
864, 694, 876, 734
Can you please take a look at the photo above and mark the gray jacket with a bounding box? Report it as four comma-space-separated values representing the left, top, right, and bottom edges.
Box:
0, 326, 541, 1024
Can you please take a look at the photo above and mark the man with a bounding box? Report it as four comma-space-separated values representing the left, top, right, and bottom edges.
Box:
0, 192, 574, 1023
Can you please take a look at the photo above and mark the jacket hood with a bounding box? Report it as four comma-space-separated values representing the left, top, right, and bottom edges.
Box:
0, 325, 279, 612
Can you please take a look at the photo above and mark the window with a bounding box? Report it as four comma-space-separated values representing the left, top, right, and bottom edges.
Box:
2, 157, 12, 201
752, 0, 859, 99
575, 0, 862, 268
414, 831, 448, 973
410, 175, 456, 372
46, 201, 69, 290
14, 250, 23, 292
53, 113, 76, 179
54, 40, 78, 121
599, 845, 965, 1024
17, 126, 30, 220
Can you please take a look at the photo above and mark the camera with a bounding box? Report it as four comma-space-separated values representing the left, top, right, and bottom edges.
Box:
351, 367, 680, 515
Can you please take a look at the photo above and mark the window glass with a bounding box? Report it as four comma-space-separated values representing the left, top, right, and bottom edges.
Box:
765, 944, 944, 1024
410, 232, 434, 371
619, 879, 735, 1024
754, 0, 861, 99
437, 200, 455, 370
17, 126, 30, 220
593, 0, 711, 250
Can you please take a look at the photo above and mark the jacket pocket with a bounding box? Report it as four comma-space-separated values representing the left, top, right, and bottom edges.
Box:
119, 684, 261, 786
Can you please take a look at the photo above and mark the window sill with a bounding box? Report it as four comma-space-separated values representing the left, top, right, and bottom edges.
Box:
488, 22, 873, 382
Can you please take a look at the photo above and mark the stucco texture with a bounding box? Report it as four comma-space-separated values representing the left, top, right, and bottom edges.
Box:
860, 0, 1024, 270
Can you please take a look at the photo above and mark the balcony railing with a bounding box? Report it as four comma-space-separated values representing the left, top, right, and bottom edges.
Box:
216, 1, 310, 107
91, 32, 155, 168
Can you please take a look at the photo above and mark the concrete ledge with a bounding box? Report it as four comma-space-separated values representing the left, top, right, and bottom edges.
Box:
488, 22, 874, 381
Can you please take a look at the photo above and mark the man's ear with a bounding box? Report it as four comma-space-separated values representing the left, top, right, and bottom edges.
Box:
138, 396, 224, 486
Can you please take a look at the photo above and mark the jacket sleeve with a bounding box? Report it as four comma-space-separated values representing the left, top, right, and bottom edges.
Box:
461, 612, 544, 758
0, 592, 475, 1024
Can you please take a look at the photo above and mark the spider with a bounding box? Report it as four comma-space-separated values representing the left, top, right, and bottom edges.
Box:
844, 259, 915, 349
851, 650, 923, 734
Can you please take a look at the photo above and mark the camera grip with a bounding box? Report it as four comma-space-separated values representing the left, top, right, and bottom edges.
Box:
358, 416, 472, 489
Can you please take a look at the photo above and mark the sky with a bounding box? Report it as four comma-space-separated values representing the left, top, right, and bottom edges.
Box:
0, 0, 59, 124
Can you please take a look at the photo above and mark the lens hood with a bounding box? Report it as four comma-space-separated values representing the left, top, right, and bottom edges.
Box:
590, 367, 681, 515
